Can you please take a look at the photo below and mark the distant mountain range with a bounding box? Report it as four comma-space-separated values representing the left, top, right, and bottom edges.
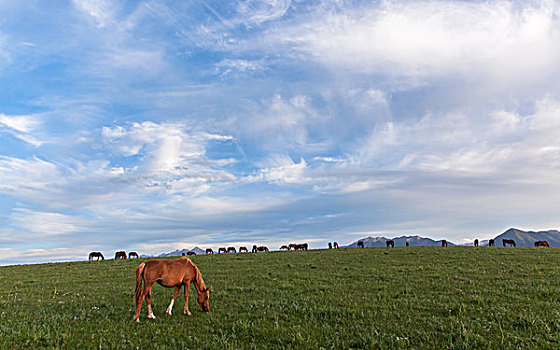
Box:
143, 228, 560, 257
347, 228, 560, 248
346, 235, 452, 247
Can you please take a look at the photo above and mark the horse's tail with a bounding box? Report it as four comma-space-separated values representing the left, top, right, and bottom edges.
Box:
135, 262, 146, 304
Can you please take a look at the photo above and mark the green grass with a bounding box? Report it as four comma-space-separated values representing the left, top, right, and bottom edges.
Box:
1, 247, 560, 349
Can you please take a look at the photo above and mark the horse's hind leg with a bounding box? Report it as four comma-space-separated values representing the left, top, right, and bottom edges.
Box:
144, 285, 156, 319
166, 286, 181, 316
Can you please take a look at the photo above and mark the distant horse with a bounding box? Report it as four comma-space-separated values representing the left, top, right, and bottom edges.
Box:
115, 251, 127, 260
205, 248, 214, 254
239, 247, 248, 253
187, 251, 196, 256
134, 257, 209, 323
502, 239, 516, 247
288, 243, 298, 250
252, 245, 269, 252
89, 252, 104, 261
474, 239, 479, 247
488, 239, 495, 247
227, 247, 236, 253
386, 240, 394, 248
129, 252, 139, 259
357, 241, 364, 248
534, 241, 550, 248
296, 243, 308, 251
280, 245, 289, 250
218, 247, 227, 254
441, 240, 448, 247
334, 242, 339, 249
406, 242, 410, 247
328, 242, 333, 249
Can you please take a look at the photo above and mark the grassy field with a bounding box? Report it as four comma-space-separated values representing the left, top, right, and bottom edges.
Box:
1, 247, 560, 349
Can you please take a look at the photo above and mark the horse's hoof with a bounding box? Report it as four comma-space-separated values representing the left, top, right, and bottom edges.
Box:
166, 310, 172, 316
148, 314, 156, 319
184, 311, 192, 316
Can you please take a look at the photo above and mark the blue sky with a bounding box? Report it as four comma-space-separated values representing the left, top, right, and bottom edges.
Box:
1, 0, 560, 264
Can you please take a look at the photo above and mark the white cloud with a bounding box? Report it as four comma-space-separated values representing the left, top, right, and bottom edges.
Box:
11, 208, 83, 236
0, 113, 43, 146
72, 0, 116, 28
237, 0, 292, 24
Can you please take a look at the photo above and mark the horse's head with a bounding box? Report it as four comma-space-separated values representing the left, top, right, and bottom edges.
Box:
197, 287, 210, 312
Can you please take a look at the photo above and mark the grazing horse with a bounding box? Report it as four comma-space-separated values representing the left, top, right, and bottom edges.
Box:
227, 247, 236, 253
328, 242, 333, 249
252, 245, 269, 252
357, 241, 364, 248
386, 240, 394, 248
441, 240, 448, 247
334, 242, 339, 249
488, 239, 495, 247
502, 239, 516, 247
239, 247, 248, 253
406, 242, 410, 247
288, 243, 298, 250
474, 239, 479, 247
205, 248, 214, 254
187, 251, 196, 256
129, 252, 139, 259
218, 247, 227, 254
89, 252, 104, 261
115, 251, 127, 260
534, 241, 550, 248
296, 243, 308, 251
134, 257, 209, 323
279, 245, 289, 250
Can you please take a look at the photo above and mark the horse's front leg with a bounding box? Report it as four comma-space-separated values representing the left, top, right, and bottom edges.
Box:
183, 283, 192, 316
166, 286, 181, 316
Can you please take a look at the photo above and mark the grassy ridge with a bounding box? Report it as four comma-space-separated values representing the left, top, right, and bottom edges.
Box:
1, 247, 560, 349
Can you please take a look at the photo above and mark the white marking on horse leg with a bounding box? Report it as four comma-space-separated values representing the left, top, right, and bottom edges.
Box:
147, 305, 156, 319
166, 299, 175, 315
184, 310, 192, 316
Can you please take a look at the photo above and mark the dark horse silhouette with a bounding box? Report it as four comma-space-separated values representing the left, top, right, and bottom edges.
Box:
334, 242, 339, 249
205, 248, 214, 254
534, 240, 550, 247
405, 242, 410, 247
279, 245, 289, 250
488, 239, 495, 247
89, 252, 104, 261
252, 245, 269, 252
115, 251, 127, 260
357, 241, 364, 248
187, 251, 196, 256
227, 247, 236, 253
129, 251, 139, 259
441, 240, 448, 247
239, 247, 248, 253
386, 240, 394, 248
502, 239, 516, 247
474, 239, 479, 247
218, 247, 227, 254
328, 242, 333, 249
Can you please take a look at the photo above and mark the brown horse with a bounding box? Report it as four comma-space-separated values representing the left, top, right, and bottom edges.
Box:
227, 247, 236, 253
129, 252, 139, 259
239, 246, 248, 253
357, 241, 364, 248
205, 248, 214, 254
288, 243, 298, 250
134, 257, 210, 323
279, 245, 289, 250
89, 252, 104, 261
218, 247, 227, 254
474, 239, 479, 247
488, 239, 495, 247
252, 245, 269, 252
115, 251, 127, 259
386, 240, 394, 248
502, 239, 516, 247
296, 243, 308, 251
187, 251, 196, 256
441, 240, 448, 247
534, 241, 550, 247
334, 242, 339, 249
